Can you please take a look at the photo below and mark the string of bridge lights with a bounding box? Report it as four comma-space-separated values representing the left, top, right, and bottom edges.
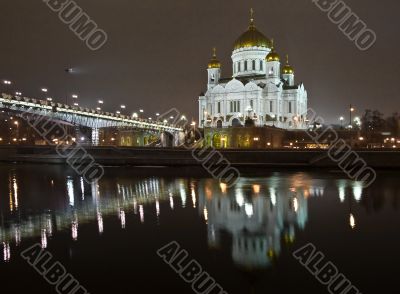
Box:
1, 78, 192, 125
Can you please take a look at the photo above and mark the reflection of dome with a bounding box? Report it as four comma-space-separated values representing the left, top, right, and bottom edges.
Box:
282, 55, 294, 74
208, 48, 221, 69
234, 9, 272, 50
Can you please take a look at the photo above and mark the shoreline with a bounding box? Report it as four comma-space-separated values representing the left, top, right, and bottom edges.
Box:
0, 145, 400, 169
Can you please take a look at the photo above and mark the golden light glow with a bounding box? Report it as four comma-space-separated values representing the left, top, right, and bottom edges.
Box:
220, 183, 227, 194
252, 184, 261, 194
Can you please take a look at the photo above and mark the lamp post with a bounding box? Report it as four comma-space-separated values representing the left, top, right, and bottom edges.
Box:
41, 88, 48, 100
2, 80, 12, 94
349, 105, 355, 129
339, 116, 344, 129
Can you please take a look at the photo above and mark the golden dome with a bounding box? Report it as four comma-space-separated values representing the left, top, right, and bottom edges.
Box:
266, 39, 280, 62
208, 48, 221, 69
233, 9, 272, 50
282, 54, 294, 74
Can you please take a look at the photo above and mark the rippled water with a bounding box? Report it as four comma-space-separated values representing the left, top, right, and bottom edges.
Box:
0, 164, 399, 293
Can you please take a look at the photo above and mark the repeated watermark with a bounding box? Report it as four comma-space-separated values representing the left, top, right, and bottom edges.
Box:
21, 243, 89, 294
43, 0, 108, 51
158, 108, 240, 188
21, 112, 104, 184
306, 108, 376, 188
312, 0, 377, 51
157, 241, 228, 294
293, 243, 362, 294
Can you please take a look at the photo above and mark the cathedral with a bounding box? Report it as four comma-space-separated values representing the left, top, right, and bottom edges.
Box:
199, 10, 308, 130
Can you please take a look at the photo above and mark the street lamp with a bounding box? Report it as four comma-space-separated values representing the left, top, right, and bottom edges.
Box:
98, 100, 104, 104
15, 91, 22, 96
46, 97, 53, 102
349, 105, 355, 128
339, 116, 344, 129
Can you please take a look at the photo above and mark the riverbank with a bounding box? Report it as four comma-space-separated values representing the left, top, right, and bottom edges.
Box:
0, 145, 400, 168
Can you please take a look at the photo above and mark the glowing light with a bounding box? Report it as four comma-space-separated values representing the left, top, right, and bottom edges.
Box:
120, 210, 126, 229
72, 221, 78, 241
72, 94, 78, 99
245, 203, 254, 217
67, 178, 74, 206
191, 188, 196, 208
253, 184, 261, 194
349, 214, 356, 229
41, 229, 47, 249
41, 88, 48, 93
203, 208, 208, 222
220, 183, 227, 194
293, 197, 299, 212
353, 183, 363, 202
97, 211, 104, 234
269, 188, 277, 206
139, 205, 144, 223
169, 196, 174, 210
156, 200, 160, 216
339, 185, 345, 202
235, 189, 244, 207
3, 242, 10, 262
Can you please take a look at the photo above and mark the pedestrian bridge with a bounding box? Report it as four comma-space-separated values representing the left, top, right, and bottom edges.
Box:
0, 93, 184, 146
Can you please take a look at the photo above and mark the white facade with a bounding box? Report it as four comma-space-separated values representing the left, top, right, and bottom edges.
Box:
199, 13, 308, 130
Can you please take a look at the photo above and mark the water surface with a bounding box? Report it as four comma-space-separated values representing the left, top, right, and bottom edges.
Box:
0, 164, 398, 293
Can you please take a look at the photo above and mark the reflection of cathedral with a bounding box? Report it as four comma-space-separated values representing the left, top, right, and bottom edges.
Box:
197, 178, 309, 269
199, 9, 308, 129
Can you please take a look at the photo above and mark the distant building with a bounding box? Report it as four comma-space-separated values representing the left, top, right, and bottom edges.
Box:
199, 9, 308, 130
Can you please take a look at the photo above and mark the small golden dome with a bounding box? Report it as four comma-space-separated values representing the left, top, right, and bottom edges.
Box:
233, 9, 272, 50
282, 54, 294, 74
208, 48, 221, 69
266, 39, 280, 62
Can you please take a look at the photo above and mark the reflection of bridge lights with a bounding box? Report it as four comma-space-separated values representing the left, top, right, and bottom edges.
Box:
120, 210, 126, 229
203, 208, 208, 222
339, 185, 346, 203
139, 205, 144, 223
41, 229, 47, 249
293, 197, 299, 212
191, 188, 196, 208
97, 212, 104, 234
353, 183, 363, 202
349, 214, 356, 229
269, 188, 277, 206
3, 242, 11, 262
156, 200, 160, 216
169, 196, 174, 210
245, 203, 254, 217
72, 222, 78, 241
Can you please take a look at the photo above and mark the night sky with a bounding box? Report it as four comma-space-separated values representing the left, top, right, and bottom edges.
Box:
1, 0, 398, 123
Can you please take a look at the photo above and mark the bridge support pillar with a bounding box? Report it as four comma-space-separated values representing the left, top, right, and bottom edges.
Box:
91, 128, 99, 146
